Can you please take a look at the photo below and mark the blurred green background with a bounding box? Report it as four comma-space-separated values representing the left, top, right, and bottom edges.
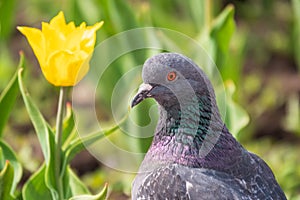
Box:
1, 0, 300, 199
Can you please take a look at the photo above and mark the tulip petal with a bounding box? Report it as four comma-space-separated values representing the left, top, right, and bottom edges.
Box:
17, 26, 46, 66
49, 11, 67, 32
65, 29, 84, 52
42, 22, 65, 55
18, 11, 102, 86
66, 21, 76, 34
90, 21, 104, 31
79, 22, 87, 29
49, 11, 76, 37
44, 50, 90, 86
80, 21, 104, 53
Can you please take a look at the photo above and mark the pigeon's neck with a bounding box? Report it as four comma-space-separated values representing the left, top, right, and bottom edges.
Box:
144, 95, 243, 170
154, 95, 223, 145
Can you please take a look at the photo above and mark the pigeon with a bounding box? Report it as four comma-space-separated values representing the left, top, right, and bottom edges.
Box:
131, 53, 287, 200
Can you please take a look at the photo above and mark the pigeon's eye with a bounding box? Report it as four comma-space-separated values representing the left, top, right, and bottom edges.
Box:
167, 71, 177, 81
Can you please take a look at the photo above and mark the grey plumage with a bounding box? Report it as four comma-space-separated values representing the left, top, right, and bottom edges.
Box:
131, 53, 286, 200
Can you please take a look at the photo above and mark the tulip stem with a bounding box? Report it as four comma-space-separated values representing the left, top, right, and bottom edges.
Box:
55, 87, 66, 199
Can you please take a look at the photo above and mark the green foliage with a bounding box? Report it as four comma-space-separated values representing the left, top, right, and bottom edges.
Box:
201, 5, 249, 136
18, 68, 53, 166
68, 182, 108, 200
106, 0, 138, 32
223, 81, 250, 138
0, 141, 22, 197
210, 5, 236, 58
22, 165, 53, 200
62, 122, 120, 171
292, 0, 300, 70
63, 166, 90, 196
0, 161, 15, 200
0, 52, 23, 136
283, 94, 300, 136
18, 67, 59, 198
0, 53, 23, 199
22, 165, 99, 200
0, 0, 17, 41
17, 58, 120, 199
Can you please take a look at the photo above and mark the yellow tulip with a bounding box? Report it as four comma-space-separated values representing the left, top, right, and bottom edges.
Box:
17, 11, 103, 86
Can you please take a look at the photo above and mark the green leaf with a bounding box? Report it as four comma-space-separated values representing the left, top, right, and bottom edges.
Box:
62, 103, 76, 149
45, 127, 59, 200
0, 52, 24, 136
22, 165, 52, 200
0, 141, 22, 196
18, 68, 58, 198
68, 183, 108, 200
220, 30, 247, 84
18, 68, 53, 164
63, 166, 90, 198
210, 5, 235, 54
0, 161, 15, 200
223, 80, 249, 138
62, 124, 119, 173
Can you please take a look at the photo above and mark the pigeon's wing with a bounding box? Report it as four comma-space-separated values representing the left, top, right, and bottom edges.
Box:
133, 162, 287, 200
242, 152, 287, 200
132, 164, 248, 200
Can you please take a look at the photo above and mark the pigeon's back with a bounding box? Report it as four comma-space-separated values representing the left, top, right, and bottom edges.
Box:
133, 156, 286, 200
133, 164, 244, 200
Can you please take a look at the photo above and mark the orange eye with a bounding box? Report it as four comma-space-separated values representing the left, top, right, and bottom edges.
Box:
167, 71, 177, 81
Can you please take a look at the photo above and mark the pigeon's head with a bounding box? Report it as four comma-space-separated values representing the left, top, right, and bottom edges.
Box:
131, 53, 215, 110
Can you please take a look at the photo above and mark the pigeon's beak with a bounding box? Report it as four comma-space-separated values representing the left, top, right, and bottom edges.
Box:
131, 83, 154, 108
